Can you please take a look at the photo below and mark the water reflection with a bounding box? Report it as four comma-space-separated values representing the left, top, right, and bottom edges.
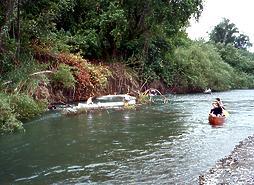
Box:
123, 111, 130, 123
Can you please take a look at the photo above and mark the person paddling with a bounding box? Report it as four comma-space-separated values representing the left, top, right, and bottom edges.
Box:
215, 98, 225, 109
210, 102, 223, 117
215, 97, 230, 116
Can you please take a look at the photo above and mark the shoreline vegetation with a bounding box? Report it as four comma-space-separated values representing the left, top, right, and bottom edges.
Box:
1, 1, 254, 135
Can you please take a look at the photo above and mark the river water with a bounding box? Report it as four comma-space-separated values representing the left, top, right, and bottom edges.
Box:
1, 90, 254, 185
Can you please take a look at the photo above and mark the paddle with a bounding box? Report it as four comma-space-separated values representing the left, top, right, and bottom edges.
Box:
222, 109, 229, 117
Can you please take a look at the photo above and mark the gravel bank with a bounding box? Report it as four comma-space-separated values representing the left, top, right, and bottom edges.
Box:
199, 135, 254, 184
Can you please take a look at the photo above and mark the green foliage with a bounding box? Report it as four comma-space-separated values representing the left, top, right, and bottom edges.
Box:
0, 42, 49, 134
55, 1, 129, 58
40, 30, 72, 53
216, 43, 254, 74
20, 0, 75, 40
209, 18, 238, 45
99, 2, 128, 49
234, 34, 253, 49
69, 30, 101, 58
9, 94, 47, 120
0, 93, 23, 134
0, 37, 17, 74
230, 71, 254, 89
2, 53, 49, 94
209, 18, 252, 50
0, 90, 48, 134
2, 0, 205, 95
52, 64, 76, 88
167, 41, 235, 91
51, 0, 203, 60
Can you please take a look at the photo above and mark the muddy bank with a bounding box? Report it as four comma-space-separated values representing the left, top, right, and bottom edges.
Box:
199, 135, 254, 184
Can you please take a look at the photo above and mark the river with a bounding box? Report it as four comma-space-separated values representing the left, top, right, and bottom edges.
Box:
1, 90, 254, 184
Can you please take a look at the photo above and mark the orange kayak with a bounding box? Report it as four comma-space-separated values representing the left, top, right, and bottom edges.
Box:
208, 115, 226, 125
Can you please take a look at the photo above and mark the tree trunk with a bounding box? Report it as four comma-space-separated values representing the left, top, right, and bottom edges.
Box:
0, 0, 16, 51
16, 0, 20, 60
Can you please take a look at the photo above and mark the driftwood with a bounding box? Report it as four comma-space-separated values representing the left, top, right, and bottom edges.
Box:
143, 88, 162, 96
1, 71, 53, 86
29, 70, 53, 76
143, 88, 168, 103
2, 81, 12, 85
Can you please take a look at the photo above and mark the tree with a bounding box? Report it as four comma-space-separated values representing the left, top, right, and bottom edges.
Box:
166, 41, 234, 92
1, 0, 205, 86
53, 0, 204, 59
209, 18, 252, 50
234, 34, 252, 49
209, 18, 238, 45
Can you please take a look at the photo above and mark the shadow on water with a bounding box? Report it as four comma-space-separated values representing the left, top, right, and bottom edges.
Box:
1, 90, 254, 184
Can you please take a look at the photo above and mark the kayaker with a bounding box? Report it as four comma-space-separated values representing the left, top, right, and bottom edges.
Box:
210, 102, 223, 116
215, 97, 225, 109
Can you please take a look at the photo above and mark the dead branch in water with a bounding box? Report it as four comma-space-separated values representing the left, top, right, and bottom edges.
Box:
143, 88, 169, 103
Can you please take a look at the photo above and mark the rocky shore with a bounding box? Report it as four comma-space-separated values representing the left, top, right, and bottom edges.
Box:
199, 135, 254, 184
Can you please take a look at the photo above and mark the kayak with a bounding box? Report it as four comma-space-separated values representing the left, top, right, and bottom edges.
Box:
208, 115, 226, 125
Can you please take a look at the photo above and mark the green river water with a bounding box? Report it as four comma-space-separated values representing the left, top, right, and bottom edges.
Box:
1, 90, 254, 184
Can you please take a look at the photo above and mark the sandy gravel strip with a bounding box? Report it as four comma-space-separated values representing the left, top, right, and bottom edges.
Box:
199, 135, 254, 184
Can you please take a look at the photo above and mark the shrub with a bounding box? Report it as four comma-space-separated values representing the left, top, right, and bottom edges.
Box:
84, 63, 112, 88
52, 63, 76, 88
0, 93, 23, 134
138, 93, 150, 104
9, 94, 47, 120
166, 41, 235, 92
2, 54, 49, 95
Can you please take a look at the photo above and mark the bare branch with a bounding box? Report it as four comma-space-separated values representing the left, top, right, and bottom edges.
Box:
29, 70, 53, 76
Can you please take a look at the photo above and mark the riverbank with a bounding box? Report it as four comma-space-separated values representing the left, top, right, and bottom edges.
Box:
199, 134, 254, 184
